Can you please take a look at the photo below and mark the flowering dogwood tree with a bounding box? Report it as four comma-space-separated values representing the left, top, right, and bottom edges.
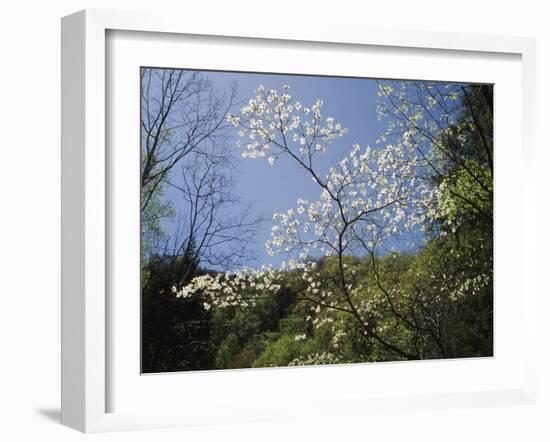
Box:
173, 82, 493, 363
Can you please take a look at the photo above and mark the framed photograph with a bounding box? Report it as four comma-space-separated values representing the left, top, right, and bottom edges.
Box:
61, 9, 537, 432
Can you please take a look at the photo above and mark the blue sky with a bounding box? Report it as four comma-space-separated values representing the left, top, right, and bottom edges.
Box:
159, 69, 406, 269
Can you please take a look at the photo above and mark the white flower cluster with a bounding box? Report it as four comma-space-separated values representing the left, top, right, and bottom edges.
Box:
288, 352, 343, 366
172, 265, 281, 310
227, 84, 347, 165
264, 140, 439, 258
331, 328, 348, 350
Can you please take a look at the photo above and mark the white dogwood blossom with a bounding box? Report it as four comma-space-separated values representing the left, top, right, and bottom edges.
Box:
173, 265, 281, 309
288, 352, 344, 366
226, 85, 347, 165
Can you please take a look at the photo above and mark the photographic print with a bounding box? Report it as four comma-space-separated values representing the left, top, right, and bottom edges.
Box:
140, 68, 493, 373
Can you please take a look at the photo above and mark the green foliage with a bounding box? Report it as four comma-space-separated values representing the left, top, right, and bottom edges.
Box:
142, 224, 493, 371
436, 84, 493, 234
215, 333, 241, 369
253, 335, 304, 367
141, 183, 175, 257
440, 159, 492, 223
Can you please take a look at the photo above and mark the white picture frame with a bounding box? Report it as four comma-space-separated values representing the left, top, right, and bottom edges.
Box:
61, 9, 537, 433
